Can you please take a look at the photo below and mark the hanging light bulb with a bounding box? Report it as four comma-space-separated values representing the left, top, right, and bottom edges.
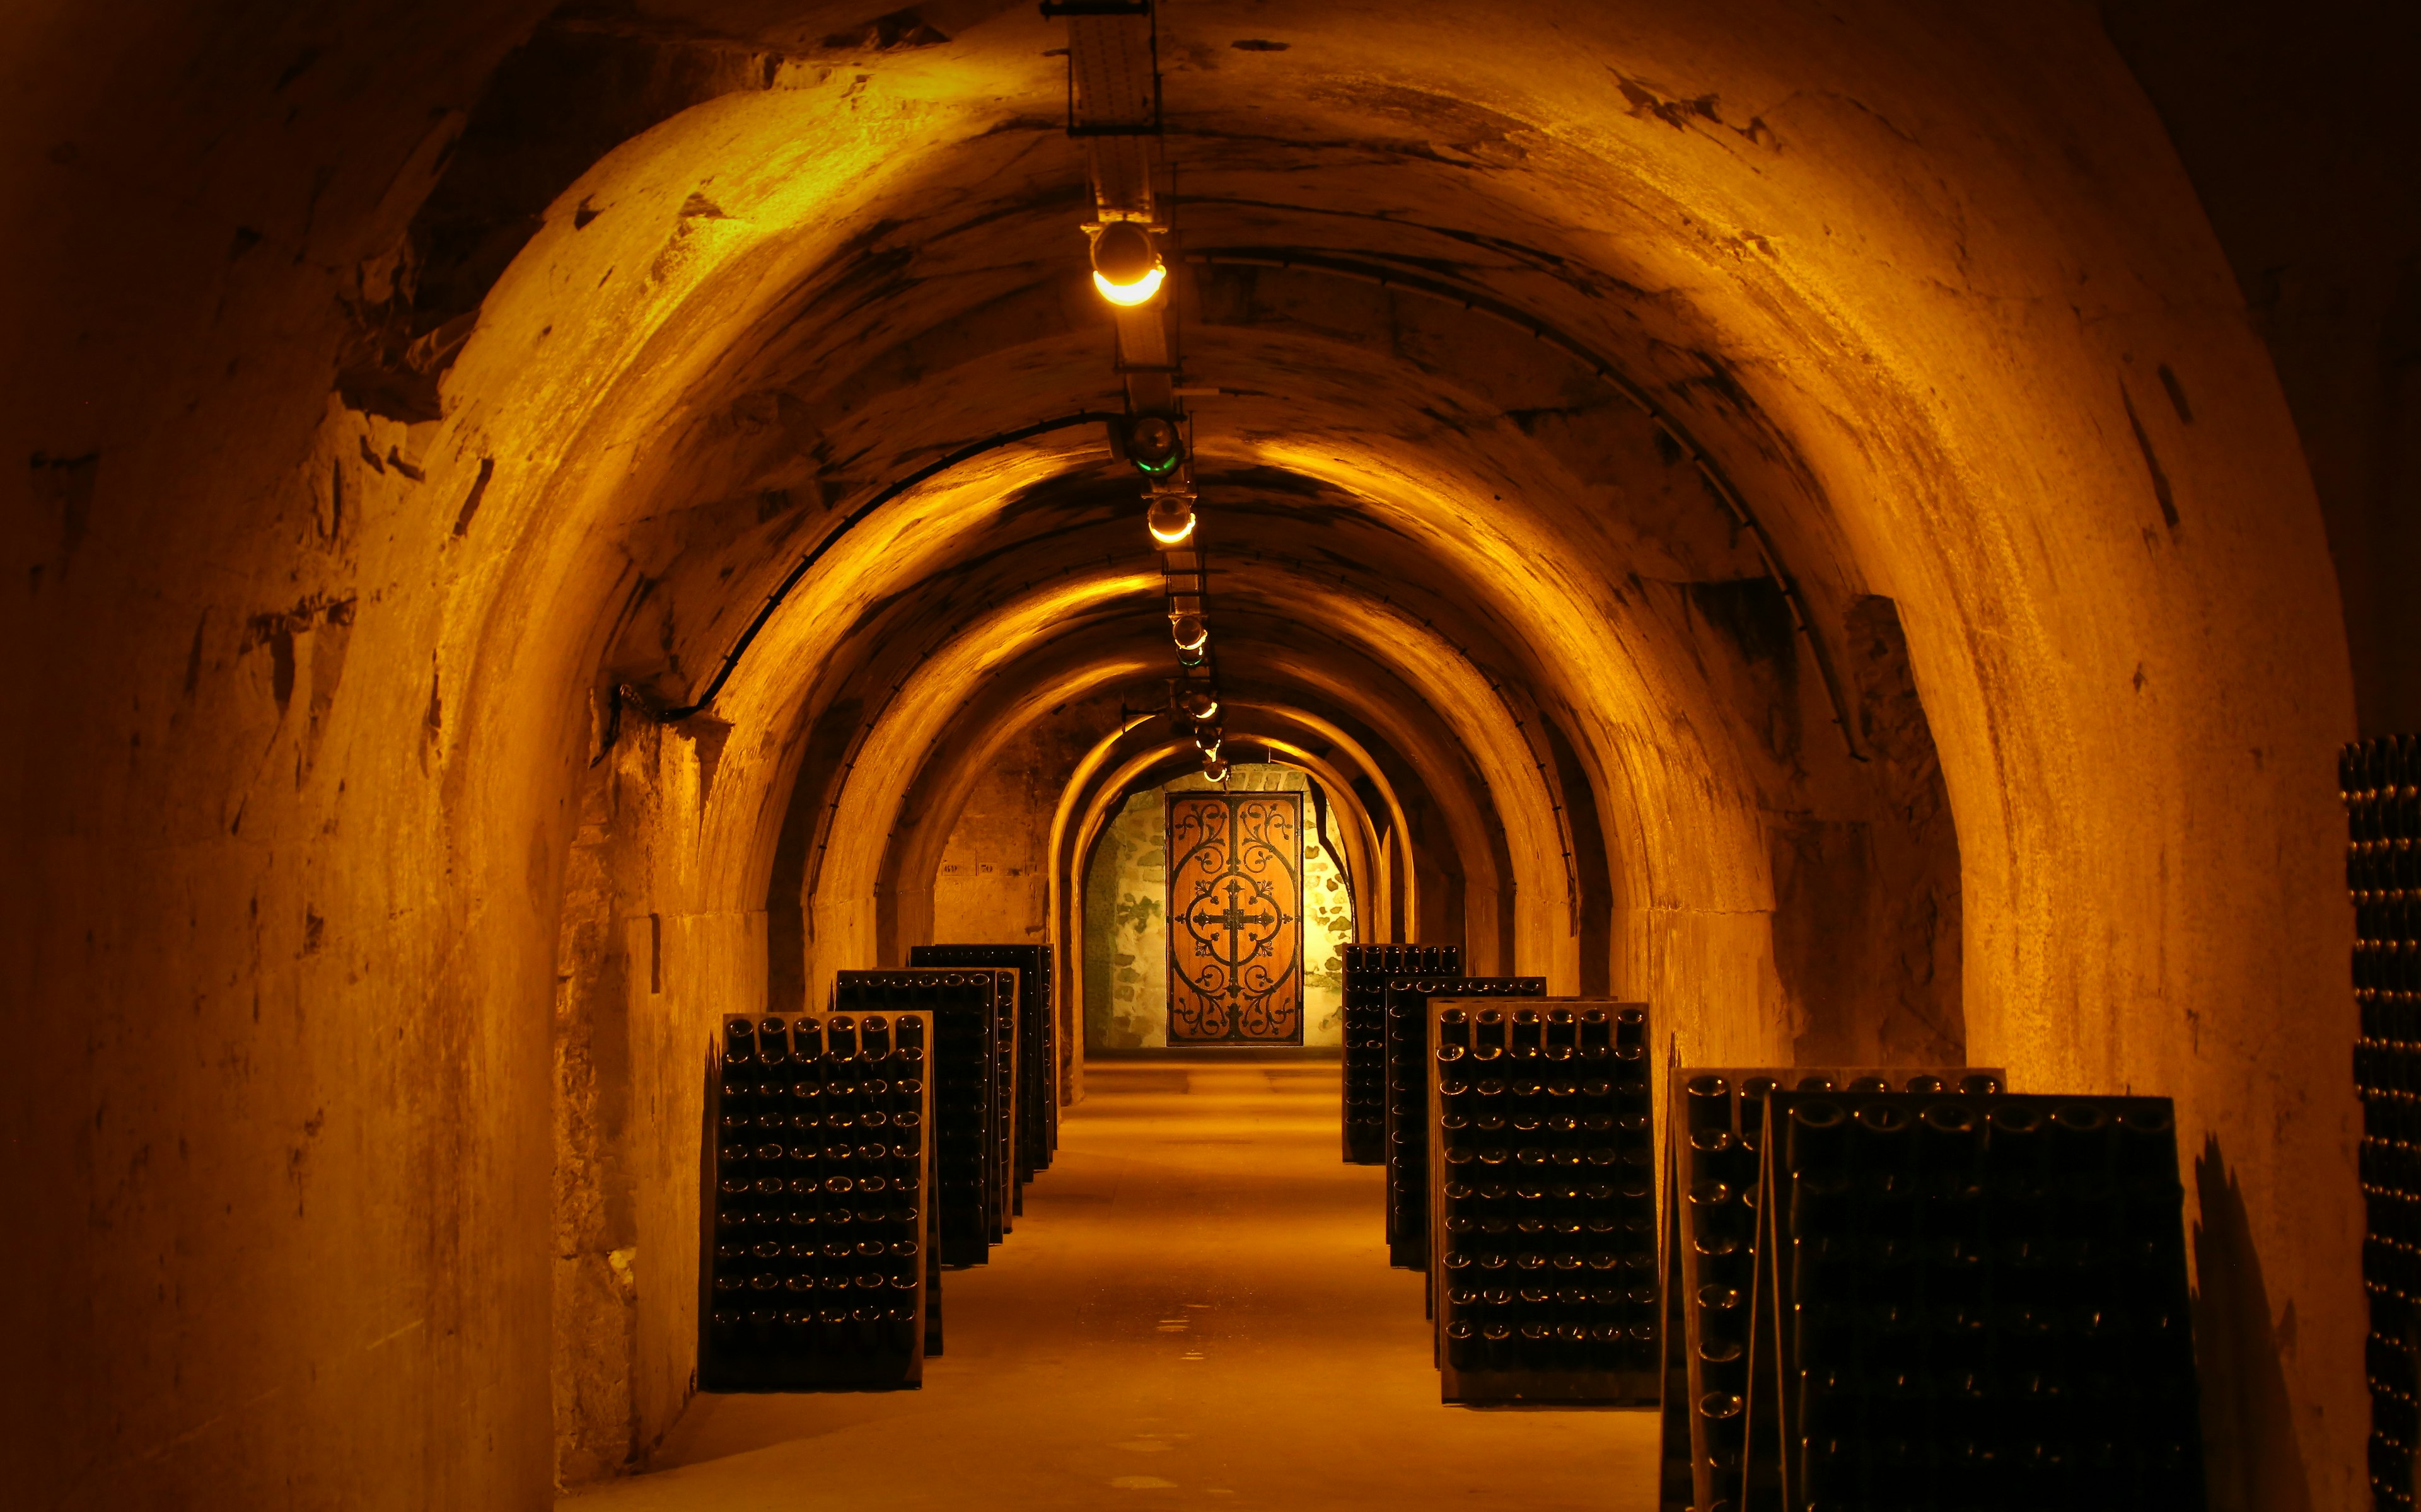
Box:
1123, 415, 1185, 477
1171, 613, 1207, 653
1146, 495, 1195, 545
1181, 691, 1219, 722
1203, 755, 1231, 782
1089, 222, 1166, 306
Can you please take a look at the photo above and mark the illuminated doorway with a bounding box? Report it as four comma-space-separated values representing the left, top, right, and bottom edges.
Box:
1164, 789, 1306, 1044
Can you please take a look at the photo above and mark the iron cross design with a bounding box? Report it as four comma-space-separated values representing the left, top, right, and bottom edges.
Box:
1164, 790, 1305, 1043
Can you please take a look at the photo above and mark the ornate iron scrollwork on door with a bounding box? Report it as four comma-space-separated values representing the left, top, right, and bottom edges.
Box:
1166, 791, 1305, 1043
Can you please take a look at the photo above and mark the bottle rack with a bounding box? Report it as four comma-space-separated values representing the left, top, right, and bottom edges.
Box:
700, 1012, 933, 1391
1427, 1000, 1659, 1405
1341, 945, 1459, 1165
835, 971, 1006, 1267
987, 968, 1018, 1243
1753, 1088, 2203, 1511
909, 944, 1059, 1191
1385, 976, 1547, 1269
2345, 736, 2421, 1512
1657, 1066, 2003, 1512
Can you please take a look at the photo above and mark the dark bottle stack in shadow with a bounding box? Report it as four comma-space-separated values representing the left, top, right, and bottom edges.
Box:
1756, 1085, 2202, 1512
2346, 735, 2421, 1512
1386, 973, 1545, 1269
1432, 997, 1658, 1405
1658, 1065, 2002, 1512
907, 944, 1056, 1186
835, 971, 1001, 1268
700, 1012, 931, 1390
1342, 945, 1457, 1165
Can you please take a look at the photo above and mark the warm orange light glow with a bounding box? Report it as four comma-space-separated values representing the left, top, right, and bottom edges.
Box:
1093, 263, 1166, 307
1147, 502, 1195, 544
1090, 221, 1166, 307
1171, 614, 1208, 652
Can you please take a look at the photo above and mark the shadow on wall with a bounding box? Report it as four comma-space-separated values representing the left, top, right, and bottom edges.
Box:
2193, 1136, 2317, 1512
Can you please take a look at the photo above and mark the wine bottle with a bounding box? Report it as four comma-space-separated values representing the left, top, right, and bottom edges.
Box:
1686, 1075, 1731, 1135
1738, 1077, 1778, 1154
751, 1017, 787, 1080
1545, 1008, 1578, 1063
1785, 1098, 1850, 1179
1688, 1127, 1734, 1186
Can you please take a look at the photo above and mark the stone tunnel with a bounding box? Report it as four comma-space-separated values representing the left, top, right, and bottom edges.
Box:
7, 2, 2417, 1508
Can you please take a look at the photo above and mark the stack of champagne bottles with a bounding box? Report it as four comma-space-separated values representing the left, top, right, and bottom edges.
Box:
2347, 737, 2421, 1509
1387, 974, 1547, 1269
836, 969, 1016, 1267
1660, 1068, 1996, 1508
1347, 951, 1658, 1405
909, 944, 1058, 1204
1659, 1069, 2205, 1512
703, 947, 1055, 1391
1342, 945, 1459, 1163
1429, 1001, 1660, 1404
702, 1011, 934, 1390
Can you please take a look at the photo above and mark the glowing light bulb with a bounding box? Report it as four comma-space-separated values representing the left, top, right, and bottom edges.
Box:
1090, 222, 1166, 307
1204, 756, 1231, 782
1147, 497, 1195, 545
1093, 264, 1166, 306
1171, 613, 1208, 653
1183, 692, 1219, 722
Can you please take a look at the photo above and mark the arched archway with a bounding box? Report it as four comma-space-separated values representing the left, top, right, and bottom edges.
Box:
4, 4, 2376, 1507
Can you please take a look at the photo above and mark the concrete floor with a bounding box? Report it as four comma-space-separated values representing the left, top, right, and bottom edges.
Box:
566, 1056, 1660, 1511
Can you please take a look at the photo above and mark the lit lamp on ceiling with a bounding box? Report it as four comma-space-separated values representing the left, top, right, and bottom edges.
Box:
1124, 415, 1185, 478
1090, 221, 1166, 306
1181, 691, 1220, 723
1171, 613, 1208, 654
1146, 494, 1196, 545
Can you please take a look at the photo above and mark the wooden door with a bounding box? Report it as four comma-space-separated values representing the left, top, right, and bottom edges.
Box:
1165, 790, 1306, 1044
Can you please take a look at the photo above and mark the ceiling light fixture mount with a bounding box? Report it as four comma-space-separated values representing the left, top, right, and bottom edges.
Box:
1057, 0, 1228, 756
1122, 413, 1185, 476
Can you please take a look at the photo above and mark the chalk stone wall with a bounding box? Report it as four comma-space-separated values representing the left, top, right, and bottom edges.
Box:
1085, 766, 1350, 1049
931, 723, 1053, 948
